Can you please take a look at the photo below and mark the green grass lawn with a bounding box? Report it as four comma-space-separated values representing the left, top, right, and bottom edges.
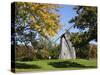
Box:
15, 59, 97, 72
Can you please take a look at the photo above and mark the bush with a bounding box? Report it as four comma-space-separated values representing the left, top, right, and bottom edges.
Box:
15, 45, 37, 61
15, 45, 50, 61
75, 44, 97, 59
36, 49, 49, 59
89, 44, 97, 58
49, 45, 60, 59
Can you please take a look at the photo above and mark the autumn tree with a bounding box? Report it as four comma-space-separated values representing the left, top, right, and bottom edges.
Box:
15, 45, 36, 61
12, 2, 61, 49
89, 44, 97, 58
11, 2, 62, 60
14, 2, 61, 48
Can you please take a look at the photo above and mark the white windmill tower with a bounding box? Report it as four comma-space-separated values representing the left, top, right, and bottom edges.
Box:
55, 25, 76, 59
59, 31, 76, 59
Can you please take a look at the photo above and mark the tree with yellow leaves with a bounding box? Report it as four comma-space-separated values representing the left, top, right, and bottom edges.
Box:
15, 2, 61, 38
14, 2, 61, 49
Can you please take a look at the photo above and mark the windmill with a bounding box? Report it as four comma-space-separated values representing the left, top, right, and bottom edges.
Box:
55, 25, 76, 59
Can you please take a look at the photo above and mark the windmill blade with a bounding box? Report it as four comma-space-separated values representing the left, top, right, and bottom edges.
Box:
54, 24, 74, 42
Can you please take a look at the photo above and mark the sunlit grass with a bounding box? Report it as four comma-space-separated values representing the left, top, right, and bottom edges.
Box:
15, 59, 97, 72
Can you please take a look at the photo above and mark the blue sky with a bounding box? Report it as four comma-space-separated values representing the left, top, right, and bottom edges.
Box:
52, 4, 79, 43
57, 5, 79, 33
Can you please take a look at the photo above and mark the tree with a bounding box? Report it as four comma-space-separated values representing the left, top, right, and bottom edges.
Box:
15, 37, 52, 60
14, 2, 61, 49
49, 44, 60, 59
15, 2, 61, 37
89, 44, 97, 58
70, 32, 90, 48
15, 45, 36, 61
12, 2, 62, 61
69, 6, 97, 47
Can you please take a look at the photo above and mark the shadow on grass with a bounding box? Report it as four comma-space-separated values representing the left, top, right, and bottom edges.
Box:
16, 62, 41, 69
48, 61, 96, 68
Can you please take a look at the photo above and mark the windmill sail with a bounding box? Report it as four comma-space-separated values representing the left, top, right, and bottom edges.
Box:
59, 31, 76, 59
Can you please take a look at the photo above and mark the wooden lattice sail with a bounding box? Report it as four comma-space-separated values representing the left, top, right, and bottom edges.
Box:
59, 31, 76, 59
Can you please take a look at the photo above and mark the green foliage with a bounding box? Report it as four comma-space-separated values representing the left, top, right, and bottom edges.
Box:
49, 44, 60, 59
70, 32, 90, 48
69, 6, 97, 59
74, 44, 97, 59
69, 6, 97, 47
36, 49, 49, 59
16, 45, 49, 61
15, 42, 61, 61
15, 37, 53, 61
75, 45, 90, 59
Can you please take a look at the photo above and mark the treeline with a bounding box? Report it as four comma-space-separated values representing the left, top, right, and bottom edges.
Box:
15, 44, 60, 61
15, 43, 97, 61
76, 44, 97, 59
